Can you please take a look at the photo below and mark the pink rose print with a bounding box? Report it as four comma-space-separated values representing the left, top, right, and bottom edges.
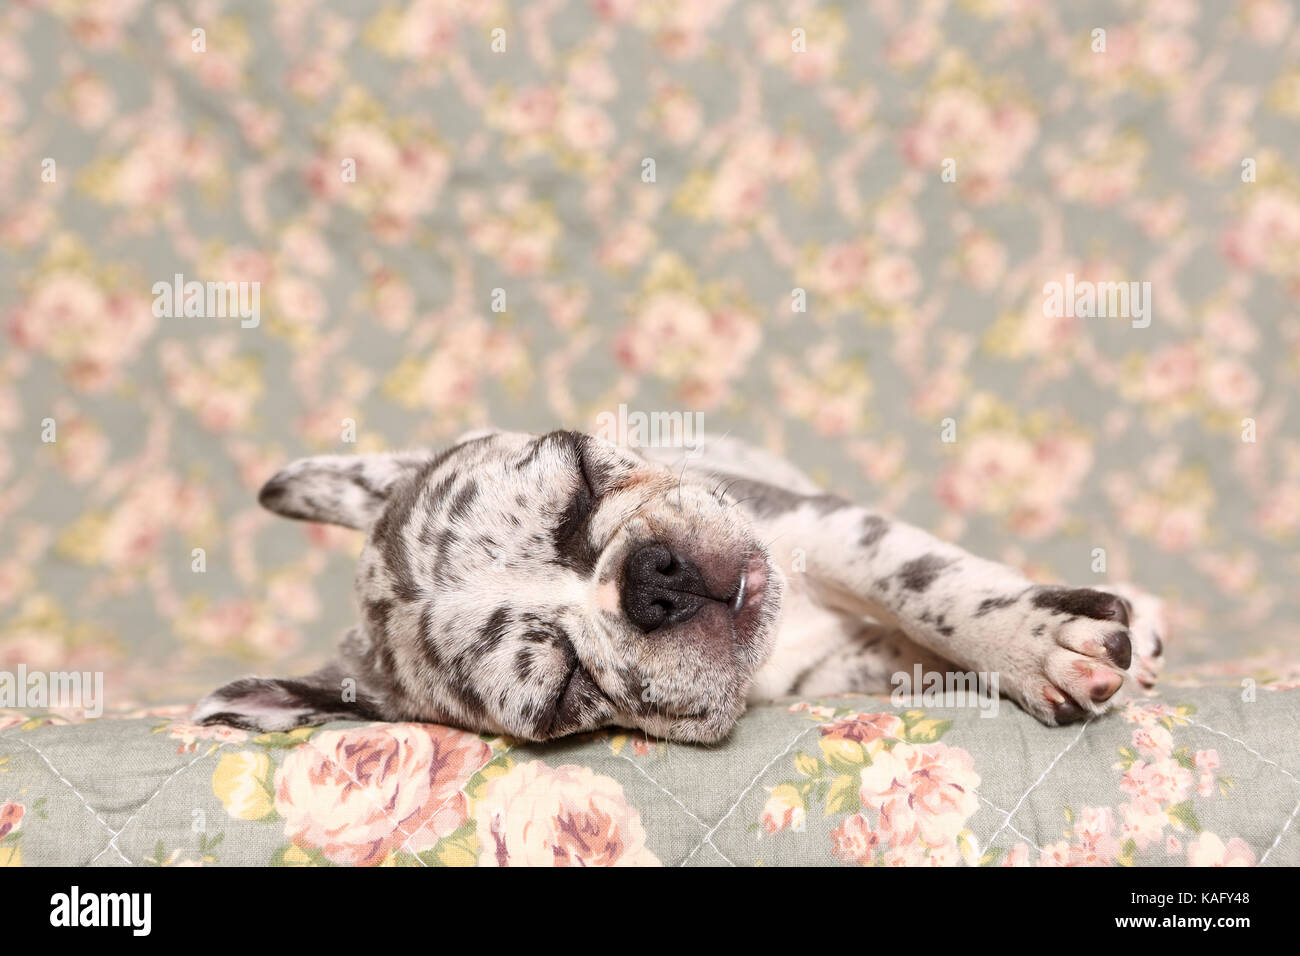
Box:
820, 711, 906, 744
1186, 833, 1256, 867
474, 760, 659, 866
1039, 806, 1122, 867
759, 784, 806, 835
857, 741, 981, 850
274, 723, 491, 866
831, 813, 881, 864
0, 802, 24, 839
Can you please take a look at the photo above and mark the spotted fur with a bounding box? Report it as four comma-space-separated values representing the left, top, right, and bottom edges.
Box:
195, 430, 1167, 741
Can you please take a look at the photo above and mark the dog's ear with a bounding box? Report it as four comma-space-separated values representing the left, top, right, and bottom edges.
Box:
256, 451, 435, 530
192, 665, 386, 732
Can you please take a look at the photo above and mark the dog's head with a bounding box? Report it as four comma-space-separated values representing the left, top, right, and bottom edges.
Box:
195, 430, 783, 743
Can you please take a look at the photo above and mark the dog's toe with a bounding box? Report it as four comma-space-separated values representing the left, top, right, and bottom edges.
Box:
1097, 583, 1169, 685
1052, 613, 1133, 670
1044, 647, 1126, 712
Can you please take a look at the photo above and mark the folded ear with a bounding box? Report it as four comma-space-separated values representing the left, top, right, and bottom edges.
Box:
257, 451, 434, 530
193, 665, 386, 732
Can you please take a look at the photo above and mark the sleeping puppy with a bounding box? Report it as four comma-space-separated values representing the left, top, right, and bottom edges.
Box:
195, 429, 1166, 742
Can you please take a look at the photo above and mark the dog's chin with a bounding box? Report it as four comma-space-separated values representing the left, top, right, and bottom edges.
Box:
632, 555, 783, 745
633, 703, 746, 744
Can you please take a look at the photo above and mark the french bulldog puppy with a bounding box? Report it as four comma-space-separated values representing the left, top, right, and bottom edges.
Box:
196, 430, 1165, 742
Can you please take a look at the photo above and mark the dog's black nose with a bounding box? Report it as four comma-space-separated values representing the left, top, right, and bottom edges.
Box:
621, 543, 709, 633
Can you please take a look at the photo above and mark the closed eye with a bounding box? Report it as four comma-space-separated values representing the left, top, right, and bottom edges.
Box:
568, 431, 602, 495
577, 450, 599, 498
548, 433, 604, 575
552, 458, 598, 543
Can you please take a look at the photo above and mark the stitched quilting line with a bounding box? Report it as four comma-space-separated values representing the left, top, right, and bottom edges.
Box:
1181, 716, 1300, 786
10, 735, 132, 865
6, 724, 505, 868
665, 708, 1300, 866
87, 747, 222, 865
614, 748, 738, 866
783, 720, 1060, 863
201, 710, 1300, 867
1259, 796, 1300, 865
5, 705, 1300, 866
811, 723, 1052, 863
727, 719, 1074, 864
983, 718, 1093, 852
678, 716, 1090, 867
679, 726, 816, 866
1180, 715, 1300, 868
829, 723, 1064, 860
13, 733, 243, 866
977, 793, 1046, 859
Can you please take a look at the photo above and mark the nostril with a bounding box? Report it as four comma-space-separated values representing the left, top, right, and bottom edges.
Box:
628, 544, 695, 586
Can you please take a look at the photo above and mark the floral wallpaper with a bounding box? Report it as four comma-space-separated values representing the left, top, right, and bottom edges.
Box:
1, 0, 1299, 708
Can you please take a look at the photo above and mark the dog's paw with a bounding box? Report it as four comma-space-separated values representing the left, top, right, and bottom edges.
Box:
1095, 583, 1168, 689
982, 585, 1138, 726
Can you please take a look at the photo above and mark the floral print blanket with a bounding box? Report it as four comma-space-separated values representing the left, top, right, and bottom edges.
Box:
2, 672, 1297, 866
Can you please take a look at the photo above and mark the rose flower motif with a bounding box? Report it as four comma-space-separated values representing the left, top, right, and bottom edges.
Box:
858, 741, 980, 850
275, 723, 491, 866
474, 761, 659, 866
0, 802, 24, 840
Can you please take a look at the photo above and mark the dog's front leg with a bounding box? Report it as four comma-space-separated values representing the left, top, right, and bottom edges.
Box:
754, 491, 1153, 725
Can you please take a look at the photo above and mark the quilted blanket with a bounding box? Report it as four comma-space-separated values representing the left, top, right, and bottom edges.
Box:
3, 672, 1297, 867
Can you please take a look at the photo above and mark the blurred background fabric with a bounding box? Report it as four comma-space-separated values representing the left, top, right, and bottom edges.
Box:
1, 0, 1298, 706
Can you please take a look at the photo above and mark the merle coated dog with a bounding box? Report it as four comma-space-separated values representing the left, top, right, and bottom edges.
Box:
196, 430, 1165, 742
